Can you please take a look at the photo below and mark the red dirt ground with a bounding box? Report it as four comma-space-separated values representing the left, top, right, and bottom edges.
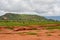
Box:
0, 24, 60, 40
0, 29, 60, 40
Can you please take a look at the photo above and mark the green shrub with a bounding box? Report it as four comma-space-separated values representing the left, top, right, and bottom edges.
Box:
26, 32, 37, 35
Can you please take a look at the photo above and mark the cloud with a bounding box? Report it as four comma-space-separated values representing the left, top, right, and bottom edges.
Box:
0, 0, 60, 16
0, 10, 6, 16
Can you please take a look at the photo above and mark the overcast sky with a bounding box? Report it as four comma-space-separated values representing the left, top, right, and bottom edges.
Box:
0, 0, 60, 16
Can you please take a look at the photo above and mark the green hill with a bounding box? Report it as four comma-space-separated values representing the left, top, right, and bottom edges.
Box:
0, 13, 54, 21
0, 13, 59, 26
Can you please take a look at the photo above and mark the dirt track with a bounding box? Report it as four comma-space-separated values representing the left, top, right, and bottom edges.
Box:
0, 30, 60, 40
0, 34, 60, 40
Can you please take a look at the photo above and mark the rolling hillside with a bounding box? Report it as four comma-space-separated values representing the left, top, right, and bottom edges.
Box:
0, 13, 55, 21
0, 13, 59, 26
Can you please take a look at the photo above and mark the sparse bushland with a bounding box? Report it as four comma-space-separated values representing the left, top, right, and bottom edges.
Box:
0, 13, 60, 30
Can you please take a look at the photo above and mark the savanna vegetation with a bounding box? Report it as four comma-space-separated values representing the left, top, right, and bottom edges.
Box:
0, 13, 60, 30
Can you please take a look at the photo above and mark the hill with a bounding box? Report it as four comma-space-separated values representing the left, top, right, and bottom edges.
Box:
0, 13, 59, 26
0, 13, 56, 21
45, 16, 60, 21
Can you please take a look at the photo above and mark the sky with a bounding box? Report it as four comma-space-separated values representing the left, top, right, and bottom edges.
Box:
0, 0, 60, 16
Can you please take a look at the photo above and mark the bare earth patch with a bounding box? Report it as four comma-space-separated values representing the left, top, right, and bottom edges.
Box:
0, 29, 60, 40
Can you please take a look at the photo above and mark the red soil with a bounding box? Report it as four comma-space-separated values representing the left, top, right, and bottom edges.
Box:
0, 30, 60, 40
0, 24, 60, 40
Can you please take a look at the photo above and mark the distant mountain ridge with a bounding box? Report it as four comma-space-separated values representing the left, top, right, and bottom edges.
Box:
45, 16, 60, 21
0, 13, 58, 22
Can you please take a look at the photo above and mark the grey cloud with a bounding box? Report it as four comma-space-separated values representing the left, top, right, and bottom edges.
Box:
0, 0, 60, 16
0, 0, 33, 12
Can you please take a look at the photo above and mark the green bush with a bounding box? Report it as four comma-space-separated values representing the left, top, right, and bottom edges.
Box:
26, 32, 37, 35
